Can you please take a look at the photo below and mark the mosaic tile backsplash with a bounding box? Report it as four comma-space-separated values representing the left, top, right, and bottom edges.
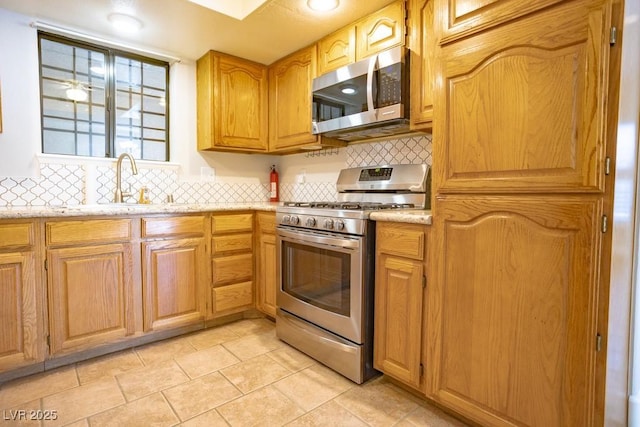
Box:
0, 134, 432, 207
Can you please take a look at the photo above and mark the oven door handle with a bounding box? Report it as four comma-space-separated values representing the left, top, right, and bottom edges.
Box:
277, 228, 361, 250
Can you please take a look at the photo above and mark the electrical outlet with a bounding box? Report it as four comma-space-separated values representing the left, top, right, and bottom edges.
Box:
296, 169, 306, 184
200, 167, 215, 181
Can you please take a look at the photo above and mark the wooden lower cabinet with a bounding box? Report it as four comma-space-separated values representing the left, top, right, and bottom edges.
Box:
47, 243, 135, 354
374, 222, 426, 391
142, 238, 206, 331
0, 221, 44, 371
427, 196, 602, 426
256, 212, 277, 318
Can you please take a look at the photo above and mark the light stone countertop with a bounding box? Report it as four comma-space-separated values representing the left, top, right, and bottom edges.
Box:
369, 209, 433, 225
0, 202, 432, 225
0, 202, 279, 219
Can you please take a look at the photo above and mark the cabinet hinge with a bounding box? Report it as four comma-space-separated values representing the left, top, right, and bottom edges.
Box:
419, 363, 424, 378
605, 157, 611, 175
46, 335, 50, 347
596, 333, 603, 352
610, 26, 618, 45
44, 259, 48, 271
422, 275, 426, 289
602, 215, 608, 233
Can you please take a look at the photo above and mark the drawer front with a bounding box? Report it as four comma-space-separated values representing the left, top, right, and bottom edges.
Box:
213, 281, 253, 313
142, 215, 205, 238
212, 253, 253, 286
212, 213, 253, 234
46, 219, 132, 246
212, 233, 253, 255
257, 212, 276, 233
0, 223, 34, 249
377, 223, 425, 260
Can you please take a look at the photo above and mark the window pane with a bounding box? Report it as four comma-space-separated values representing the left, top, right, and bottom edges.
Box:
40, 36, 108, 158
39, 33, 169, 161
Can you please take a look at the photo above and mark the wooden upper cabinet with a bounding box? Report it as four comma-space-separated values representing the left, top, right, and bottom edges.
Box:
197, 51, 268, 152
438, 0, 563, 43
428, 195, 602, 426
435, 0, 611, 193
268, 45, 319, 151
408, 0, 435, 130
356, 0, 406, 60
317, 26, 356, 74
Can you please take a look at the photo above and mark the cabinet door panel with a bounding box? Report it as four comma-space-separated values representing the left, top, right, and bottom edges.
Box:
374, 254, 423, 389
48, 244, 135, 354
428, 196, 601, 426
257, 233, 277, 317
317, 26, 356, 74
212, 253, 253, 286
409, 0, 435, 129
143, 238, 206, 331
0, 252, 43, 370
436, 0, 611, 193
356, 0, 405, 59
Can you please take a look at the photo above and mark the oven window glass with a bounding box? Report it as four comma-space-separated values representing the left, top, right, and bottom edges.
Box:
282, 241, 351, 316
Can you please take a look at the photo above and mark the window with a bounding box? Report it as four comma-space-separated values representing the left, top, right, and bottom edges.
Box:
38, 32, 169, 161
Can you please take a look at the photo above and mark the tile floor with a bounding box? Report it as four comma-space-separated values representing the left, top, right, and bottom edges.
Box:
0, 318, 468, 427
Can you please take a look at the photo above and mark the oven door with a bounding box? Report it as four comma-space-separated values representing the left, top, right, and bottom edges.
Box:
276, 226, 365, 344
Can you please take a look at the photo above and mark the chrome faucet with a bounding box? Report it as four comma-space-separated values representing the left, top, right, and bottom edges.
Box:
114, 153, 139, 203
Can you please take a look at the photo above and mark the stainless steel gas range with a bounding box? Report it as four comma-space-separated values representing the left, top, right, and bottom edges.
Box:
275, 163, 430, 384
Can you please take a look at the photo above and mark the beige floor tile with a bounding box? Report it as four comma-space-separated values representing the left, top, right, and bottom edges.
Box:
222, 330, 284, 361
64, 420, 89, 427
135, 336, 197, 366
163, 372, 242, 421
220, 354, 291, 394
186, 325, 241, 350
223, 318, 275, 337
179, 409, 228, 427
273, 364, 354, 411
217, 386, 304, 427
116, 360, 190, 401
88, 392, 179, 427
396, 403, 471, 427
76, 349, 143, 384
285, 400, 368, 427
335, 380, 420, 427
0, 366, 78, 410
1, 399, 42, 427
266, 345, 316, 372
41, 377, 125, 427
175, 344, 240, 379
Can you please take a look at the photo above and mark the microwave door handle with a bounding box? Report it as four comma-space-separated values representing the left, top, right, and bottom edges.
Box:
366, 54, 377, 113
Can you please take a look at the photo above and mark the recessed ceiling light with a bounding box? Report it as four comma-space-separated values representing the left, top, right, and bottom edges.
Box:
108, 13, 143, 33
307, 0, 339, 12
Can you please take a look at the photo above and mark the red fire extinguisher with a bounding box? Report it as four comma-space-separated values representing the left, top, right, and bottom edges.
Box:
269, 165, 279, 202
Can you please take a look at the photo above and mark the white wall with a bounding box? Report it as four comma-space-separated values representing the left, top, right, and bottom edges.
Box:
0, 7, 277, 184
0, 9, 42, 177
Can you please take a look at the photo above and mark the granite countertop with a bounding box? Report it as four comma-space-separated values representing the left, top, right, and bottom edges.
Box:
369, 209, 433, 225
0, 202, 433, 225
0, 202, 279, 219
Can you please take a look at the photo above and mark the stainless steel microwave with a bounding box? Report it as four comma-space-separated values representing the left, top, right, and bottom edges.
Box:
311, 46, 410, 142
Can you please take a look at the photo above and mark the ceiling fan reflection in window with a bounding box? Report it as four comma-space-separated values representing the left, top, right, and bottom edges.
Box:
61, 79, 92, 102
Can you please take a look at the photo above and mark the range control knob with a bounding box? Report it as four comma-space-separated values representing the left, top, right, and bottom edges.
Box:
335, 220, 345, 231
323, 219, 334, 230
290, 215, 300, 225
282, 215, 291, 224
306, 217, 317, 227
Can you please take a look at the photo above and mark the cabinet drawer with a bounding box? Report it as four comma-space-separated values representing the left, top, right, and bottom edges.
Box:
377, 223, 425, 260
0, 223, 34, 249
46, 219, 131, 246
212, 233, 253, 255
142, 215, 205, 238
212, 253, 253, 285
212, 213, 253, 234
257, 212, 276, 233
213, 281, 253, 313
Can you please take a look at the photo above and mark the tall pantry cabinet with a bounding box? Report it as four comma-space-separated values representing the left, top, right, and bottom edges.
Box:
427, 0, 621, 425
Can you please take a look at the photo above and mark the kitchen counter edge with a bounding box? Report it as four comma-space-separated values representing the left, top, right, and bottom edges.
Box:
370, 209, 433, 225
0, 202, 280, 219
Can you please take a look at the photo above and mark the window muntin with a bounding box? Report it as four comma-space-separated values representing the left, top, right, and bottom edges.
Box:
38, 33, 169, 161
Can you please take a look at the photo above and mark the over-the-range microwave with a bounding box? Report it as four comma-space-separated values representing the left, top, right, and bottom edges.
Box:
311, 45, 410, 142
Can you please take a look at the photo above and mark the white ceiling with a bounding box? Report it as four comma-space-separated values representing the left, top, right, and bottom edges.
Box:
0, 0, 395, 64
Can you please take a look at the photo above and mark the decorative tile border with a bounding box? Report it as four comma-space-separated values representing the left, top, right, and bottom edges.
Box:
0, 134, 433, 207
